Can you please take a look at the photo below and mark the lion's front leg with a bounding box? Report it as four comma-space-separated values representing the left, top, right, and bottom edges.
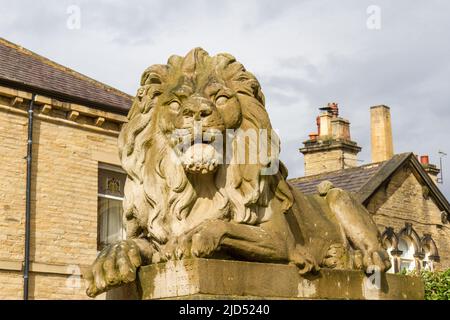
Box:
172, 219, 288, 261
190, 220, 228, 258
159, 220, 228, 260
170, 216, 318, 275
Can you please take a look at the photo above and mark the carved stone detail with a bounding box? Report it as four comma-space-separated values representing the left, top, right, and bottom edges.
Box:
67, 110, 79, 121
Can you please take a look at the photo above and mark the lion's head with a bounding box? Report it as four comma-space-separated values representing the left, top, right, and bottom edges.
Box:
118, 48, 294, 246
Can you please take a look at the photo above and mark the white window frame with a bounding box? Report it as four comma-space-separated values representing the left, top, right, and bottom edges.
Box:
97, 164, 127, 251
398, 237, 416, 272
422, 251, 434, 271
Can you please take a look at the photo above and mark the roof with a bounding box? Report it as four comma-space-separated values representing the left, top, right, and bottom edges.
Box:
289, 161, 384, 195
288, 152, 450, 214
0, 38, 133, 115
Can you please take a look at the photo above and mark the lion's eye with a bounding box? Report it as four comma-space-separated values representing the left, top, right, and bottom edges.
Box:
137, 87, 146, 97
169, 101, 181, 112
215, 96, 229, 106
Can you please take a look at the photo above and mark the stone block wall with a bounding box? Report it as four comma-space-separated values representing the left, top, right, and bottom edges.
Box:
304, 149, 358, 176
366, 166, 450, 270
0, 88, 126, 299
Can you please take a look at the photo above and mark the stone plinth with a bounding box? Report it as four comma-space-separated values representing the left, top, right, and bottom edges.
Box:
137, 259, 424, 300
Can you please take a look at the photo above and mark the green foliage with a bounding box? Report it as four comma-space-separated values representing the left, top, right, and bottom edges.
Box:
419, 269, 450, 300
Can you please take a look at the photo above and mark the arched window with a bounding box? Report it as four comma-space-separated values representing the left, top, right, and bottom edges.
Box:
381, 227, 398, 273
421, 234, 439, 271
422, 250, 433, 271
398, 237, 416, 272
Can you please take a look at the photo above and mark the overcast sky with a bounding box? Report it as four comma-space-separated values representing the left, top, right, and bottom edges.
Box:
1, 0, 449, 197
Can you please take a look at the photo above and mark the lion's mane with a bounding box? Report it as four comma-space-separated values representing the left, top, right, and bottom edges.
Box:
118, 48, 294, 247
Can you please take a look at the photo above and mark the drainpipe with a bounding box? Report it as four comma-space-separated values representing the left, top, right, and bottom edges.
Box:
23, 93, 36, 300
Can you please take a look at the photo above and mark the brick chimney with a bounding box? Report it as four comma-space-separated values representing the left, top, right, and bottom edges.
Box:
370, 105, 394, 163
300, 103, 361, 176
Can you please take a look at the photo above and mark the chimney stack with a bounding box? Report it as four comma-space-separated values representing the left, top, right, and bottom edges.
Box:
300, 103, 361, 176
419, 154, 440, 184
371, 105, 394, 163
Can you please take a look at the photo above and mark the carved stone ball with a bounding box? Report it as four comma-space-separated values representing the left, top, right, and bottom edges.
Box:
181, 143, 221, 174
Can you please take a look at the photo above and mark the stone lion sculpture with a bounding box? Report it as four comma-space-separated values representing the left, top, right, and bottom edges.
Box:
85, 48, 391, 297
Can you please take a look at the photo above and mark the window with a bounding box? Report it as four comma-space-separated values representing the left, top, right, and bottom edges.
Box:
421, 234, 439, 272
398, 237, 416, 272
422, 247, 434, 271
381, 228, 398, 274
97, 164, 127, 251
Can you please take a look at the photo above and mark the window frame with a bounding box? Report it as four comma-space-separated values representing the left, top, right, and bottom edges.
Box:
398, 237, 416, 272
97, 163, 127, 252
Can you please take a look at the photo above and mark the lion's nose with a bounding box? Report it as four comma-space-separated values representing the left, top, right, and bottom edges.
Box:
184, 103, 213, 121
195, 104, 212, 120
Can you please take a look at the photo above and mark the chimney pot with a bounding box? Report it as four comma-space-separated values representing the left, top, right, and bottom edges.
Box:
309, 133, 318, 141
328, 102, 339, 117
420, 155, 430, 165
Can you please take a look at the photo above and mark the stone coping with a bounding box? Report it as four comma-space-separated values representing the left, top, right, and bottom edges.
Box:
135, 259, 424, 300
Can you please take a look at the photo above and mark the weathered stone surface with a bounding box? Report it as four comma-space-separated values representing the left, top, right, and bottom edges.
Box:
85, 48, 392, 298
317, 180, 334, 196
138, 259, 424, 300
367, 166, 450, 271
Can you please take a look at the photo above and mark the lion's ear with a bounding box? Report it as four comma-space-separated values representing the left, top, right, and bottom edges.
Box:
140, 65, 168, 86
140, 71, 162, 86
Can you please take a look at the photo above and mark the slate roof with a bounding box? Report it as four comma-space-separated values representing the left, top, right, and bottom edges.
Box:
0, 38, 133, 114
288, 152, 450, 214
289, 161, 384, 195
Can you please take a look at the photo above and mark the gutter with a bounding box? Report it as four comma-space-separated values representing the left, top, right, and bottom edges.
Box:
23, 93, 36, 300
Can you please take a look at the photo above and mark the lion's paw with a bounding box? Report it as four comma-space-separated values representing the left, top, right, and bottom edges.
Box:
289, 245, 320, 275
190, 229, 222, 258
85, 240, 141, 298
321, 243, 347, 269
363, 248, 392, 274
158, 237, 180, 262
163, 234, 193, 261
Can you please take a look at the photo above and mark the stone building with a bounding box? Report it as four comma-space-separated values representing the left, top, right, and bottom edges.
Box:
291, 103, 450, 272
0, 38, 132, 299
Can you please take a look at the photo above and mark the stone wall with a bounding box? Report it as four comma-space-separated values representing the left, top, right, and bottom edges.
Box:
0, 270, 91, 300
0, 88, 126, 299
304, 149, 358, 176
138, 259, 424, 300
366, 165, 450, 270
